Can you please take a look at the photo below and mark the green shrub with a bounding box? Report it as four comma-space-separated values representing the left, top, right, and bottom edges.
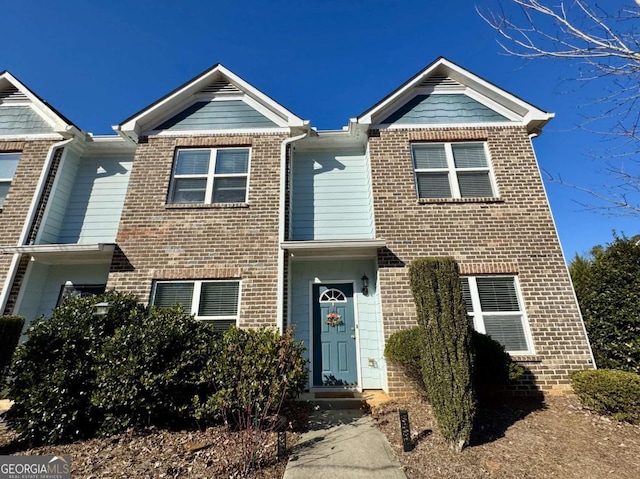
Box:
198, 327, 307, 428
572, 369, 640, 424
0, 315, 24, 390
410, 257, 476, 452
92, 305, 221, 436
6, 291, 144, 444
385, 327, 524, 394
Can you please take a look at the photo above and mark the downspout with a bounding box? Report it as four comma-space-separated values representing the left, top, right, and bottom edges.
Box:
276, 126, 310, 331
0, 136, 76, 314
528, 132, 597, 368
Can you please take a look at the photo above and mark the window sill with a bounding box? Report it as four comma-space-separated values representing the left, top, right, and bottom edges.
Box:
165, 202, 250, 209
417, 197, 504, 205
510, 355, 541, 363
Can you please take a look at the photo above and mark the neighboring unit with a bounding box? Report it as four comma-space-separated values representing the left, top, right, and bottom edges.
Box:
0, 58, 595, 395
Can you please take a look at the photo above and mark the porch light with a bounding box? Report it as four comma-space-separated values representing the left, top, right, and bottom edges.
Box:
361, 274, 369, 296
93, 302, 111, 317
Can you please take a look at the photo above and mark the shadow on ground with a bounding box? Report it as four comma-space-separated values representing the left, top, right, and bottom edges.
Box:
471, 396, 545, 446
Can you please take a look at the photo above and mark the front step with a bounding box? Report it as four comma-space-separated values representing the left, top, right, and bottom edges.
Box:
298, 390, 391, 411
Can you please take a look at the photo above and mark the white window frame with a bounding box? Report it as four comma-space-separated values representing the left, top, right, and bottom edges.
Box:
0, 152, 21, 208
411, 142, 497, 199
463, 275, 534, 355
151, 279, 241, 324
168, 147, 251, 204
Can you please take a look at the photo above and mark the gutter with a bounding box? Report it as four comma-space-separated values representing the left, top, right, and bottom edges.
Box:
276, 125, 310, 331
0, 137, 76, 314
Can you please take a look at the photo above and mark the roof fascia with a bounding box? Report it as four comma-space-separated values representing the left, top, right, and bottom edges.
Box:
0, 71, 81, 137
115, 64, 305, 139
356, 57, 554, 132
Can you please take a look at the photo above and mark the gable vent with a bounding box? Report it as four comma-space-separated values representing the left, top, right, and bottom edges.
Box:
419, 74, 464, 92
200, 79, 242, 95
0, 84, 28, 102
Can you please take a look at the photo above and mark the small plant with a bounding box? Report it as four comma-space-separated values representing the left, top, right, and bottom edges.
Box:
410, 257, 476, 452
0, 315, 24, 391
572, 369, 640, 424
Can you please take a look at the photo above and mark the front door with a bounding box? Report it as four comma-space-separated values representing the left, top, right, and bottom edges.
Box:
312, 283, 357, 387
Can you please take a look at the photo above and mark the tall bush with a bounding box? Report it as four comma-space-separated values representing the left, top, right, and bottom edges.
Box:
409, 257, 476, 451
0, 315, 24, 390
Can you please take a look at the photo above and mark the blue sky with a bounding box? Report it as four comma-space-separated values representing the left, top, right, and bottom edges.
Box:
2, 0, 636, 259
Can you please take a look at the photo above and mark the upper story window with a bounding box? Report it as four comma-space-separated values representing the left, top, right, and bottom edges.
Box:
411, 142, 496, 199
0, 152, 21, 208
461, 276, 533, 355
168, 147, 250, 204
151, 279, 240, 331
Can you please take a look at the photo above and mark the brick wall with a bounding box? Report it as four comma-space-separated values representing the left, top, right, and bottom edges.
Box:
369, 126, 593, 396
108, 133, 287, 327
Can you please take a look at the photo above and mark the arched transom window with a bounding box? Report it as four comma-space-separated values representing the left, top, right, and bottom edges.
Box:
318, 288, 347, 303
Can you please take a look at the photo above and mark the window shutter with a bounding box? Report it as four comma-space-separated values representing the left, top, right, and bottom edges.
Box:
198, 282, 239, 316
416, 172, 451, 198
484, 315, 528, 352
413, 145, 448, 169
175, 150, 210, 175
215, 149, 249, 174
154, 282, 194, 309
457, 172, 493, 198
452, 144, 487, 168
476, 277, 520, 311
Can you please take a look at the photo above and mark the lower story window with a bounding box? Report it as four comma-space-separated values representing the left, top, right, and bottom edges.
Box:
57, 283, 106, 307
151, 280, 240, 330
461, 276, 533, 354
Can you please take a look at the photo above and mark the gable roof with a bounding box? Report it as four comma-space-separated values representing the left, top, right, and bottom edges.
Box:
356, 57, 553, 134
114, 64, 306, 141
0, 71, 80, 137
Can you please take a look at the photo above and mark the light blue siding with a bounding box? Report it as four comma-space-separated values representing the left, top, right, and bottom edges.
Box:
383, 94, 510, 124
17, 262, 110, 330
0, 105, 54, 134
156, 100, 278, 130
58, 156, 132, 244
290, 150, 375, 240
289, 259, 384, 389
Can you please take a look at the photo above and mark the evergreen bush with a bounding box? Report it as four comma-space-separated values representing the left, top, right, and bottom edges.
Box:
572, 369, 640, 424
409, 257, 476, 451
0, 315, 24, 390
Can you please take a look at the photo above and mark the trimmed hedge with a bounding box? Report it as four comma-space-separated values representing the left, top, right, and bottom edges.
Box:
572, 369, 640, 424
0, 315, 24, 390
410, 257, 476, 452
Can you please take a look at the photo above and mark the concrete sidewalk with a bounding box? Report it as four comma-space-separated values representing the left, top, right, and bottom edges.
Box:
283, 409, 407, 479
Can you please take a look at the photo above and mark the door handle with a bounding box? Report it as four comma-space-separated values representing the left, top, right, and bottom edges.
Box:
350, 335, 356, 339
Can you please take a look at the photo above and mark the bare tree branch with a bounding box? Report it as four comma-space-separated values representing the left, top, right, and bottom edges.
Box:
479, 1, 640, 216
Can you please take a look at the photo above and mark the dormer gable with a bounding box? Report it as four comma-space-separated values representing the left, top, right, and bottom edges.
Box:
0, 71, 78, 139
115, 64, 306, 142
356, 57, 553, 135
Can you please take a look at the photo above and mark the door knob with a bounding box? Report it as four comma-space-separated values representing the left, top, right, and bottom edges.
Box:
350, 335, 356, 339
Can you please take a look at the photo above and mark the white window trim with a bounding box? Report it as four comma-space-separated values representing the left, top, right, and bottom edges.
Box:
464, 275, 535, 355
411, 142, 498, 199
168, 147, 251, 204
151, 279, 242, 323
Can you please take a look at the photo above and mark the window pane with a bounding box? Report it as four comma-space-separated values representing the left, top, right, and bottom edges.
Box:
476, 277, 520, 311
413, 144, 447, 169
0, 182, 10, 208
213, 177, 247, 203
199, 282, 239, 316
0, 153, 20, 178
416, 172, 451, 198
154, 282, 194, 310
484, 315, 528, 352
175, 150, 210, 175
171, 178, 207, 203
452, 144, 487, 168
460, 278, 473, 313
215, 149, 249, 174
458, 172, 494, 198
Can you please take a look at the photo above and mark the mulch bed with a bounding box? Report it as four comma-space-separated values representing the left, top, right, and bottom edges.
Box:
374, 394, 640, 479
0, 404, 309, 479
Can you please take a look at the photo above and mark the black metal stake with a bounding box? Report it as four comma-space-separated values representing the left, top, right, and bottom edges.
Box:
277, 431, 286, 459
399, 409, 413, 452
